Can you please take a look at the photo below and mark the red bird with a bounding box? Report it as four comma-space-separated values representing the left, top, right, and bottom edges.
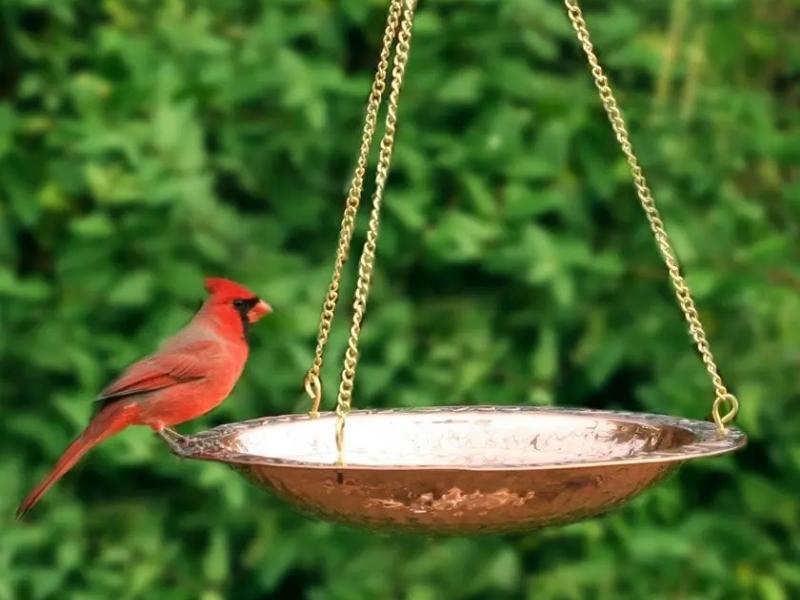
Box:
16, 277, 271, 518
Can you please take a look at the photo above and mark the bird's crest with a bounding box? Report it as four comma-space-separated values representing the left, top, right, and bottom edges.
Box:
204, 277, 258, 300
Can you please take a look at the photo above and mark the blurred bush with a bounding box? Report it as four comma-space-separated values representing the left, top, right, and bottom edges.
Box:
1, 0, 798, 598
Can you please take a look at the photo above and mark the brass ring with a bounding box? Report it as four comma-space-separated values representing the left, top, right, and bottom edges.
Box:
712, 393, 739, 433
305, 373, 322, 418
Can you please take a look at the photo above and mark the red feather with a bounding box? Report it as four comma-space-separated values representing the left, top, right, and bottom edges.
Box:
97, 341, 218, 402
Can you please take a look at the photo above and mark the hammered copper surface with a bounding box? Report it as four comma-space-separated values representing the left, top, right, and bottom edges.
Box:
167, 407, 746, 534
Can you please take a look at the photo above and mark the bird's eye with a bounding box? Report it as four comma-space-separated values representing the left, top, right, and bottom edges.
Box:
233, 299, 247, 310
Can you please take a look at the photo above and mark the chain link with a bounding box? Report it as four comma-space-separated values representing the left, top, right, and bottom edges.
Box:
334, 0, 418, 460
304, 0, 404, 417
564, 0, 738, 432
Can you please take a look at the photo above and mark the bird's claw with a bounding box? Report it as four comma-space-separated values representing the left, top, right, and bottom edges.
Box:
157, 428, 189, 455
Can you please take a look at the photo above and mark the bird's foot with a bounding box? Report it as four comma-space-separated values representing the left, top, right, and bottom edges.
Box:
156, 427, 189, 455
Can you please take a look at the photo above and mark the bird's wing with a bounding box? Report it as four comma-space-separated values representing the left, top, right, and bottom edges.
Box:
96, 339, 219, 403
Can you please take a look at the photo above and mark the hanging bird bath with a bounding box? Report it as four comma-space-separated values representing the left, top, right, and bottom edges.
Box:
165, 0, 745, 533
165, 407, 744, 534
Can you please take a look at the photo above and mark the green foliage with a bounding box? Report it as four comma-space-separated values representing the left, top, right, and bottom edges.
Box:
1, 0, 798, 598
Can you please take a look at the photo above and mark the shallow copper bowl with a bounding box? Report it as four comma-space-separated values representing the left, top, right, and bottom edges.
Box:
169, 406, 745, 534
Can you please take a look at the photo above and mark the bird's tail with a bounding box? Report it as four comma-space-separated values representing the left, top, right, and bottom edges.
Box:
16, 406, 132, 519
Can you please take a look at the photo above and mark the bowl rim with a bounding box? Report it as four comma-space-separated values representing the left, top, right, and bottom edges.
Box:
175, 406, 747, 471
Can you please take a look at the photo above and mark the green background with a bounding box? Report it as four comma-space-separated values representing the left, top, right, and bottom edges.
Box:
1, 0, 798, 598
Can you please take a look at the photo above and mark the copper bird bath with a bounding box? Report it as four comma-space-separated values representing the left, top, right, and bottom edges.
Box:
166, 408, 745, 534
168, 0, 746, 534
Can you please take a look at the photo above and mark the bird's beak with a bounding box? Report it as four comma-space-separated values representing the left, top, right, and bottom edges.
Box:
250, 299, 272, 322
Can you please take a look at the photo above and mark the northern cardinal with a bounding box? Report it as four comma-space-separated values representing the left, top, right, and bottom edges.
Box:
16, 277, 271, 518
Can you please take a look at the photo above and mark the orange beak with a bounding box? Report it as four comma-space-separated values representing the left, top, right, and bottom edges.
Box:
250, 299, 272, 322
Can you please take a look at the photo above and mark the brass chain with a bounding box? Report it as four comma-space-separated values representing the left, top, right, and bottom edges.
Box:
564, 0, 739, 432
307, 0, 738, 455
304, 0, 404, 417
334, 0, 418, 460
